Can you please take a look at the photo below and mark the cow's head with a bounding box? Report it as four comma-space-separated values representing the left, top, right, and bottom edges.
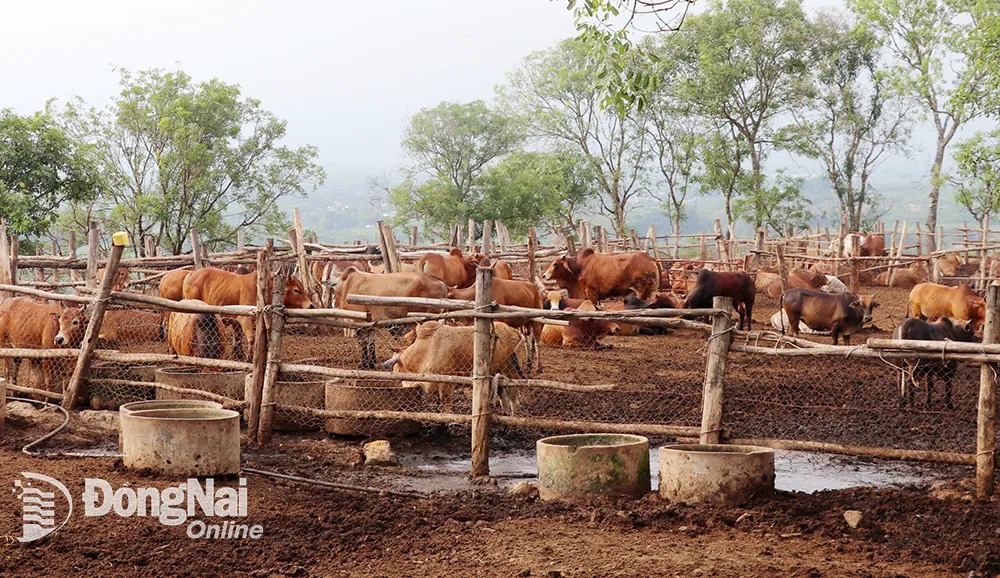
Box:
622, 289, 647, 310
850, 294, 879, 324
53, 305, 87, 347
947, 317, 978, 342
968, 298, 987, 333
933, 254, 960, 277
542, 289, 567, 310
284, 277, 315, 309
543, 256, 575, 285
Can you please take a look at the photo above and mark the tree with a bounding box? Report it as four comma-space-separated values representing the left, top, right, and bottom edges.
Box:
646, 108, 701, 240
953, 131, 1000, 228
672, 0, 814, 233
388, 100, 524, 236
849, 0, 992, 251
499, 39, 652, 237
787, 12, 912, 231
697, 124, 753, 232
59, 68, 324, 255
732, 172, 813, 235
0, 109, 99, 237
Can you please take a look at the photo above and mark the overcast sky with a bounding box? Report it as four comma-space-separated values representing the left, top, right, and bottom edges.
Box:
3, 0, 581, 177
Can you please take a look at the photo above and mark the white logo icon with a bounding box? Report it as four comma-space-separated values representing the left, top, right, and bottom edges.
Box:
13, 472, 73, 543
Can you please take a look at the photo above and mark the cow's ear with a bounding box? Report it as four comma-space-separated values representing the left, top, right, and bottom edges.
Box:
871, 301, 881, 308
848, 300, 861, 309
964, 320, 974, 332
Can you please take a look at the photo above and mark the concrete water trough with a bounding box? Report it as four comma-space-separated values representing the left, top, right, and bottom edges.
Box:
154, 366, 246, 402
536, 433, 651, 502
324, 382, 423, 437
119, 399, 223, 415
659, 444, 775, 506
119, 407, 241, 476
247, 371, 330, 432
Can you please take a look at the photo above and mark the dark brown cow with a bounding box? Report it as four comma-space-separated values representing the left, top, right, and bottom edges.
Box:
683, 270, 755, 330
892, 317, 977, 409
908, 282, 986, 333
543, 248, 661, 304
183, 267, 314, 359
334, 268, 449, 369
0, 298, 87, 390
416, 248, 479, 288
621, 291, 679, 335
780, 288, 879, 345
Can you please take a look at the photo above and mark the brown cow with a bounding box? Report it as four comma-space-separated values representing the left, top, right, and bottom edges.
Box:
684, 270, 755, 330
543, 248, 661, 303
836, 232, 886, 257
908, 282, 987, 333
183, 267, 314, 359
98, 310, 166, 344
416, 248, 479, 288
780, 288, 879, 345
787, 268, 825, 290
96, 267, 131, 291
311, 258, 371, 286
389, 321, 530, 413
447, 278, 543, 338
933, 254, 961, 278
159, 268, 193, 301
334, 268, 449, 369
540, 300, 616, 349
875, 262, 928, 288
755, 272, 783, 299
167, 300, 232, 360
0, 298, 87, 390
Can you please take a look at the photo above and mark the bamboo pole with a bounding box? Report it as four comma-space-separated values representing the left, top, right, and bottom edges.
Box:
85, 222, 99, 288
63, 239, 125, 410
471, 263, 494, 478
700, 296, 733, 445
257, 272, 287, 446
246, 241, 272, 441
190, 229, 203, 270
724, 438, 974, 466
977, 283, 999, 498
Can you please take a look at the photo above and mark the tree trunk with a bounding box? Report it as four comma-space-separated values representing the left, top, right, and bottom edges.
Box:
926, 141, 947, 253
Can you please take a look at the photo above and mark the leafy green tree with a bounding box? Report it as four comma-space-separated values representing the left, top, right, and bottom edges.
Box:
672, 0, 814, 233
732, 172, 813, 235
697, 125, 753, 232
388, 100, 524, 236
59, 68, 324, 255
0, 109, 100, 237
786, 12, 912, 231
953, 131, 1000, 228
849, 0, 992, 251
499, 39, 651, 237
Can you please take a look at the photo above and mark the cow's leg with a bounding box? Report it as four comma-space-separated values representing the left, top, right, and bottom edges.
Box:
899, 368, 907, 409
785, 311, 801, 338
357, 328, 376, 370
441, 383, 454, 413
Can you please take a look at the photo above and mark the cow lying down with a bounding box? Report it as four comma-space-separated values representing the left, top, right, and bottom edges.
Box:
385, 321, 531, 414
769, 310, 830, 336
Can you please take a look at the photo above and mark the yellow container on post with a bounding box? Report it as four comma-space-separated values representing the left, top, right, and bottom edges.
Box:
112, 231, 131, 247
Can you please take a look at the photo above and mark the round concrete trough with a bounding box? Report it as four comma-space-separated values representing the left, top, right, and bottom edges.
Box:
119, 408, 241, 476
154, 366, 246, 402
324, 382, 423, 437
119, 399, 222, 415
247, 372, 330, 432
536, 433, 651, 502
658, 444, 775, 506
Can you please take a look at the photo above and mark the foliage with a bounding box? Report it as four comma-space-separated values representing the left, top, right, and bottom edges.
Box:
58, 68, 324, 255
953, 131, 1000, 226
784, 11, 912, 231
732, 172, 813, 235
0, 109, 100, 237
499, 38, 651, 237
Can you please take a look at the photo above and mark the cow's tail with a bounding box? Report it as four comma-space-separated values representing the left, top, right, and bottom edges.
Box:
194, 313, 224, 359
654, 261, 662, 296
779, 296, 786, 336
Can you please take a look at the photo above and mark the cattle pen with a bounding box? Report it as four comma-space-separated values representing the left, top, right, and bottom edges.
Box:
1, 217, 1000, 504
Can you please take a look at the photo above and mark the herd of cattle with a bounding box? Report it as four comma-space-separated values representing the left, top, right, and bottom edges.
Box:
0, 241, 989, 413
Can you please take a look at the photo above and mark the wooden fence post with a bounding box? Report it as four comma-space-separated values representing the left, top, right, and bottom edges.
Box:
190, 229, 204, 270
0, 222, 11, 298
713, 219, 725, 261
481, 220, 493, 257
10, 234, 17, 283
751, 228, 765, 269
467, 219, 476, 253
245, 240, 273, 442
527, 227, 538, 285
377, 221, 401, 273
700, 296, 733, 445
980, 216, 990, 291
849, 234, 861, 295
257, 271, 287, 446
68, 230, 79, 283
292, 209, 322, 306
471, 263, 494, 478
775, 244, 788, 292
85, 222, 99, 289
410, 225, 418, 247
915, 221, 923, 257
237, 229, 245, 252
600, 227, 610, 254
647, 225, 660, 261
977, 283, 1000, 499
563, 228, 577, 257
963, 221, 970, 265
888, 221, 908, 287
700, 236, 708, 262
63, 236, 127, 409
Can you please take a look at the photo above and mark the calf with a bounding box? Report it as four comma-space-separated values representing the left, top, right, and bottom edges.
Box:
780, 288, 879, 345
389, 321, 530, 414
892, 317, 977, 409
908, 282, 986, 333
684, 270, 755, 330
0, 298, 87, 391
620, 291, 678, 335
540, 300, 616, 349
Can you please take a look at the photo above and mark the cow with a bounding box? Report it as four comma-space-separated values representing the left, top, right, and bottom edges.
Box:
892, 317, 977, 409
446, 278, 543, 338
668, 263, 698, 295
820, 275, 848, 294
770, 310, 830, 335
541, 290, 587, 312
543, 248, 661, 304
166, 300, 232, 361
833, 232, 887, 257
96, 267, 131, 291
621, 291, 679, 335
683, 270, 755, 330
875, 262, 928, 288
182, 267, 315, 360
540, 300, 616, 349
159, 268, 193, 301
493, 259, 514, 281
0, 298, 87, 391
755, 272, 783, 299
98, 310, 166, 344
780, 288, 879, 345
932, 254, 961, 278
311, 258, 371, 287
387, 321, 531, 414
334, 268, 449, 369
416, 248, 479, 288
908, 282, 986, 333
787, 268, 826, 290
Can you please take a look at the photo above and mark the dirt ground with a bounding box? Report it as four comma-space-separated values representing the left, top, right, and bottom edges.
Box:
1, 414, 998, 578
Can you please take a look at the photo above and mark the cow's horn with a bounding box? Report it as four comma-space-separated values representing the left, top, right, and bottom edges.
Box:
382, 353, 401, 370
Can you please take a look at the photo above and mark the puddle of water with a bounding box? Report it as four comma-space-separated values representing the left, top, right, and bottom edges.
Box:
398, 448, 962, 494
